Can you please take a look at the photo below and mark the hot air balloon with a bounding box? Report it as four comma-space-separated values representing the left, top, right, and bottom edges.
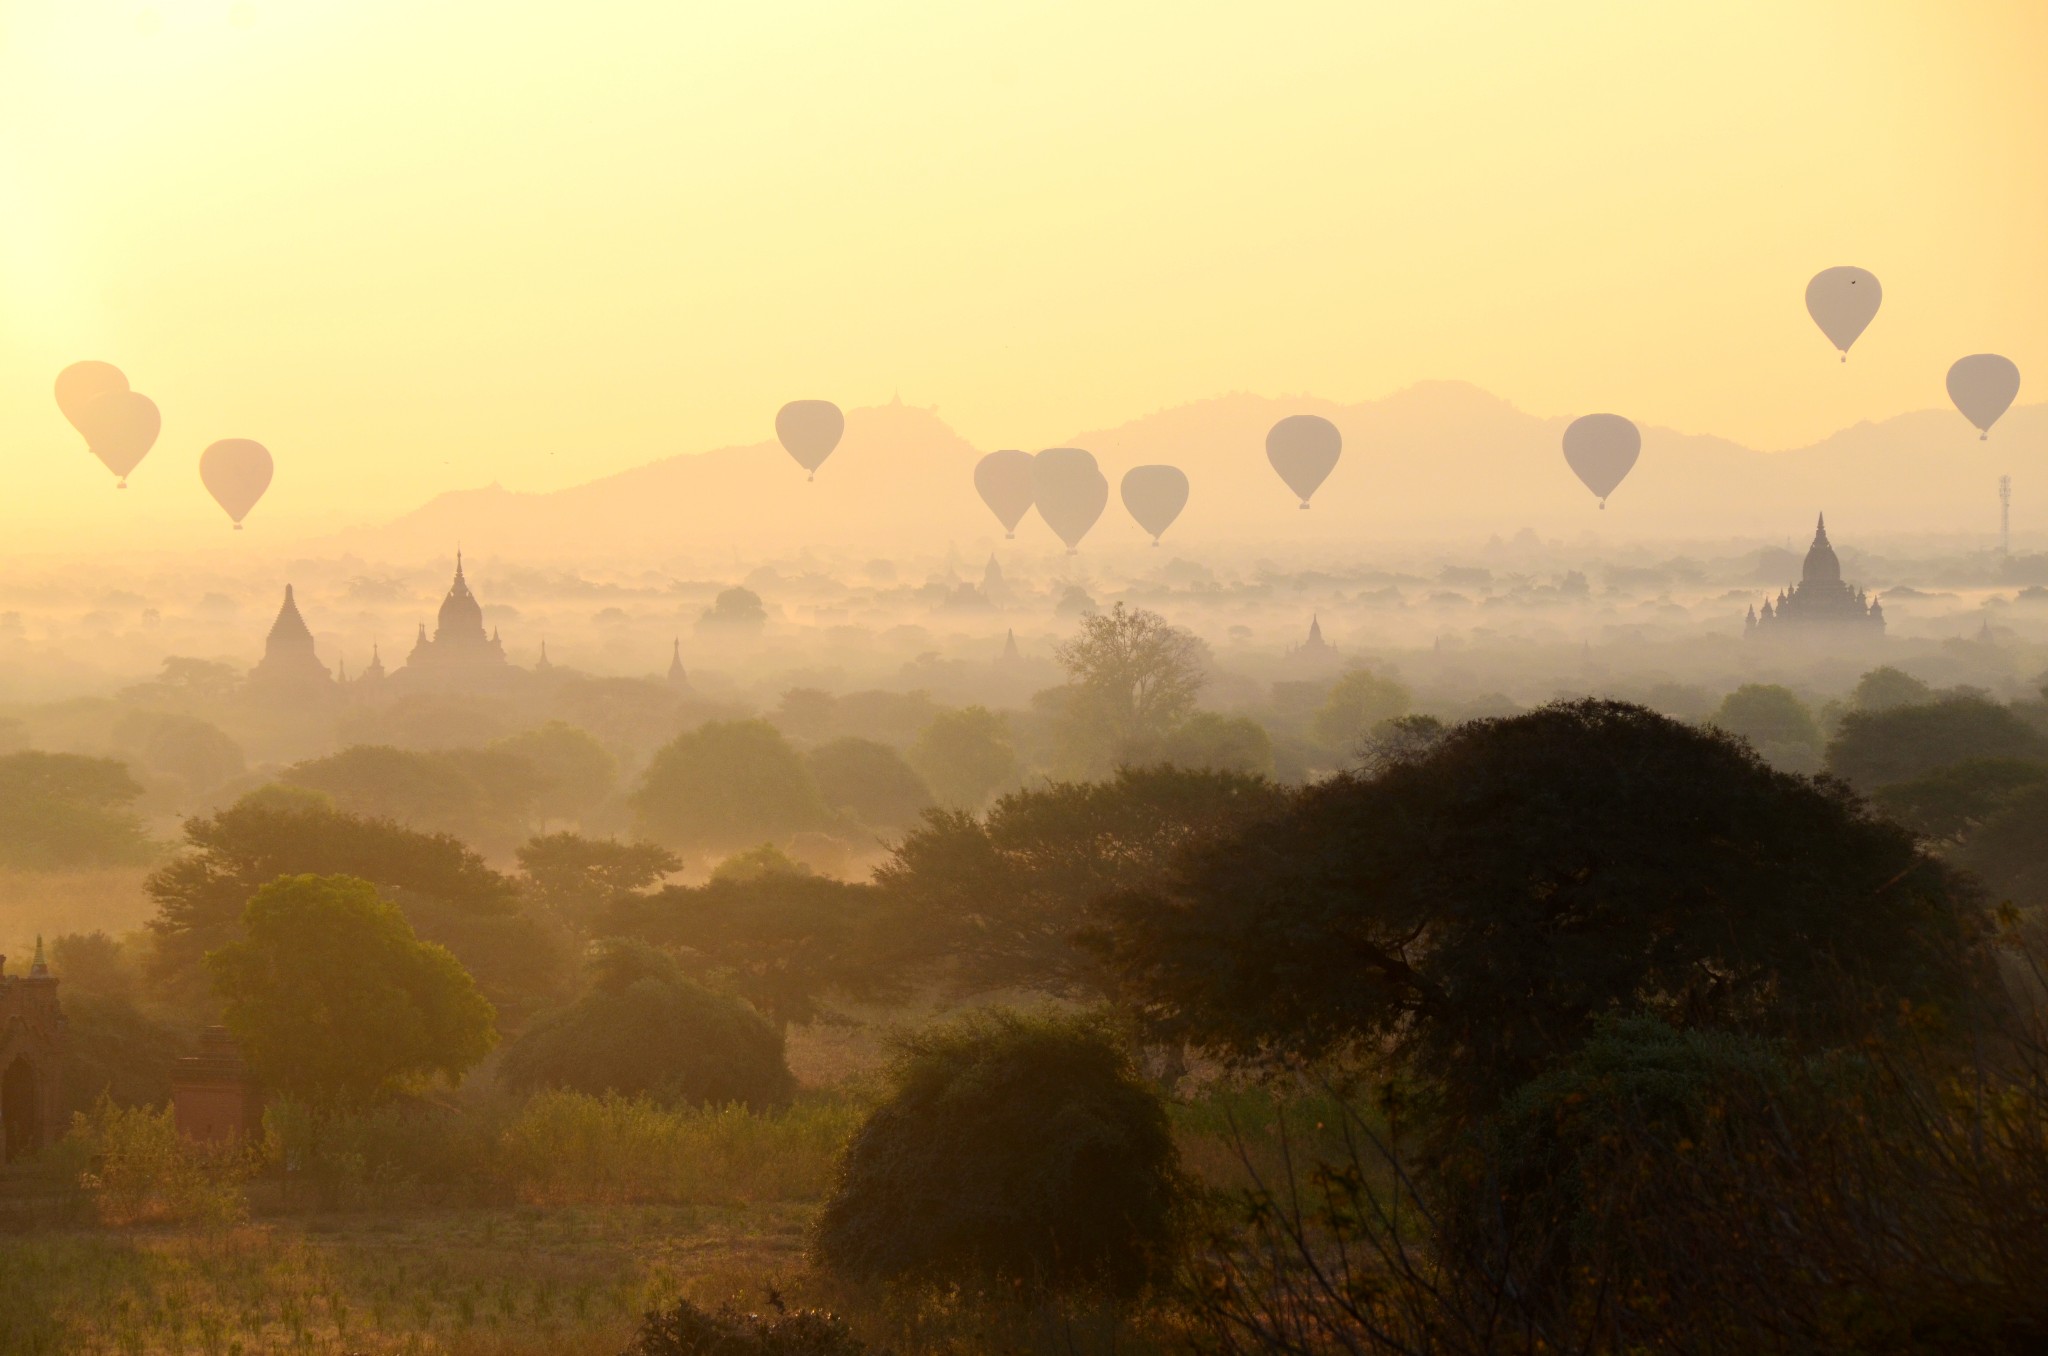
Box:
1266, 415, 1341, 508
1946, 355, 2021, 440
1562, 414, 1640, 508
199, 439, 274, 529
55, 361, 129, 434
1805, 267, 1881, 361
775, 400, 844, 480
1120, 465, 1189, 545
74, 390, 160, 488
974, 449, 1036, 538
1031, 448, 1108, 554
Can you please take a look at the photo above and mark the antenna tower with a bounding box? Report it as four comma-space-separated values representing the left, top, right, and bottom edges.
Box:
2000, 475, 2012, 555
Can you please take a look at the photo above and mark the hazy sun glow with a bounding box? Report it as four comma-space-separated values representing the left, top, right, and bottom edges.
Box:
2, 0, 2043, 550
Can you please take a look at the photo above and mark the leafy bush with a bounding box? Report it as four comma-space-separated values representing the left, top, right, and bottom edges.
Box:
812, 1010, 1182, 1296
501, 939, 794, 1109
71, 1099, 250, 1228
0, 751, 157, 869
500, 1090, 859, 1206
625, 1297, 872, 1356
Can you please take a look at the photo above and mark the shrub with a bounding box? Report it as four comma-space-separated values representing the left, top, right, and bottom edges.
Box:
625, 1297, 872, 1356
71, 1099, 250, 1228
501, 939, 794, 1109
500, 1090, 860, 1206
812, 1010, 1182, 1296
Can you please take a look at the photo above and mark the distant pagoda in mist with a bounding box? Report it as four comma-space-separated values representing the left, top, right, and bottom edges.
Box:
247, 585, 334, 691
1746, 514, 1884, 639
401, 553, 512, 684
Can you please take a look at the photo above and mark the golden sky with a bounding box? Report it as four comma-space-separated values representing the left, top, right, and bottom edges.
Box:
1, 0, 2043, 549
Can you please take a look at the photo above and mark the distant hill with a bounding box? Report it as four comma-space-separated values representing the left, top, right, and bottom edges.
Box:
333, 385, 2045, 560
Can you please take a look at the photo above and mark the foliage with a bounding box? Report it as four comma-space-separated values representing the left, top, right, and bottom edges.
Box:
283, 742, 545, 853
1710, 682, 1824, 772
1827, 695, 2048, 791
1872, 757, 2048, 840
0, 750, 156, 869
605, 874, 901, 1029
112, 709, 246, 793
501, 1090, 860, 1207
711, 842, 813, 883
1149, 711, 1275, 776
58, 992, 189, 1113
208, 873, 498, 1108
517, 831, 679, 926
1311, 668, 1412, 750
699, 586, 769, 632
492, 721, 619, 825
804, 737, 933, 831
145, 792, 554, 1020
906, 705, 1019, 809
1098, 700, 1987, 1120
1051, 603, 1208, 773
813, 1010, 1182, 1296
1957, 781, 2048, 908
626, 1297, 874, 1356
500, 939, 793, 1109
877, 765, 1288, 997
70, 1098, 250, 1228
632, 719, 829, 854
1854, 664, 1937, 712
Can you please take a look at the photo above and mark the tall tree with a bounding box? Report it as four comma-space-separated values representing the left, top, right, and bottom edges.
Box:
0, 750, 156, 870
908, 705, 1020, 809
208, 874, 496, 1109
877, 765, 1287, 996
631, 719, 828, 854
145, 794, 568, 1027
1052, 603, 1207, 773
1096, 701, 1987, 1120
1827, 697, 2048, 791
604, 874, 901, 1030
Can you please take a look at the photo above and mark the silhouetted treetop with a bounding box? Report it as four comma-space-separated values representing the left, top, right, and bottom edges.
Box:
1096, 700, 1986, 1118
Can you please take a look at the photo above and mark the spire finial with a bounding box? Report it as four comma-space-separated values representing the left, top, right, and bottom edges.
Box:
29, 935, 48, 978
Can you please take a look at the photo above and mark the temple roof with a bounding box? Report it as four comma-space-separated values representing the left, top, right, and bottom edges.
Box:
1802, 513, 1842, 586
434, 552, 488, 644
265, 584, 316, 655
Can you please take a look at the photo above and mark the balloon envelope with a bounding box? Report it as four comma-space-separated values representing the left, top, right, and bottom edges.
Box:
1120, 465, 1189, 544
1946, 354, 2021, 439
775, 400, 844, 478
1031, 447, 1109, 553
76, 390, 160, 485
55, 361, 129, 434
199, 439, 274, 527
974, 449, 1036, 537
1805, 267, 1881, 359
1265, 415, 1341, 507
1562, 413, 1640, 507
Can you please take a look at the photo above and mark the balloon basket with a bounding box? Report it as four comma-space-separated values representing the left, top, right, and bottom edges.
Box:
117, 480, 127, 490
1299, 502, 1309, 510
233, 523, 244, 531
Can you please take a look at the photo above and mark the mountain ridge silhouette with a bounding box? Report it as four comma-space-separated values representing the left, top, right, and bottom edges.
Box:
333, 382, 2044, 558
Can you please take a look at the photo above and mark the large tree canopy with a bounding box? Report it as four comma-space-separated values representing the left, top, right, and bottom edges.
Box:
208, 873, 497, 1109
146, 794, 568, 1024
1826, 696, 2048, 791
603, 873, 901, 1030
1097, 701, 1986, 1118
630, 719, 828, 854
0, 750, 156, 870
602, 876, 901, 1036
876, 765, 1288, 996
